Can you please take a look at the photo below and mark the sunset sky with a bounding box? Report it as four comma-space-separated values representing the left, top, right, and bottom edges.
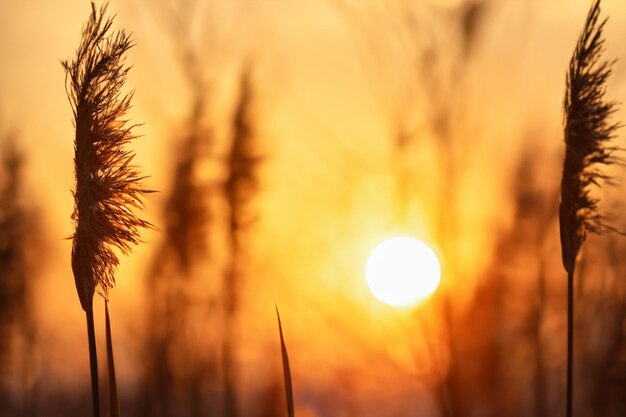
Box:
2, 1, 626, 415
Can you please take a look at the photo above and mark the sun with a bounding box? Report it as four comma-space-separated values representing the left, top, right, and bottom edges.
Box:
365, 237, 441, 307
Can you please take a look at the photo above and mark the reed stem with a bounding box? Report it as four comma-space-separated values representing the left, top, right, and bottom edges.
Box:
567, 268, 574, 417
86, 304, 101, 417
105, 301, 120, 417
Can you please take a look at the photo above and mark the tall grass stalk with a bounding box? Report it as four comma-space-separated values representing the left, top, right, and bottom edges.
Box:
142, 108, 211, 417
106, 302, 120, 417
63, 3, 151, 416
0, 134, 40, 415
560, 1, 620, 416
276, 307, 294, 417
140, 3, 214, 415
223, 66, 261, 417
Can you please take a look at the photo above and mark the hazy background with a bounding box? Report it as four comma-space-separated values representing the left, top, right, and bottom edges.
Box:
1, 0, 626, 416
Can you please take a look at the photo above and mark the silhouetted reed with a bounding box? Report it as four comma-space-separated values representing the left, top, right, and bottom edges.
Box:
223, 66, 261, 417
575, 234, 626, 415
330, 4, 491, 416
142, 99, 212, 417
0, 134, 40, 416
140, 2, 215, 416
560, 1, 620, 416
105, 301, 120, 417
63, 3, 151, 416
276, 308, 294, 417
0, 136, 26, 385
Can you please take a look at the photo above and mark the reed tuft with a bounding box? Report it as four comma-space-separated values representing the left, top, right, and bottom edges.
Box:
559, 1, 621, 416
0, 130, 43, 415
222, 66, 262, 417
63, 2, 152, 311
63, 3, 151, 416
560, 0, 620, 275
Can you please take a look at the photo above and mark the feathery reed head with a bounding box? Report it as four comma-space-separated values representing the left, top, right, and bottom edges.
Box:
157, 126, 211, 275
225, 66, 262, 233
63, 2, 151, 311
560, 0, 620, 275
0, 134, 26, 327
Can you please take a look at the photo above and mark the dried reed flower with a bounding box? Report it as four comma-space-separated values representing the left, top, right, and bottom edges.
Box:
0, 136, 26, 307
161, 121, 211, 275
142, 102, 211, 417
0, 134, 41, 414
560, 2, 620, 416
64, 5, 150, 415
560, 0, 620, 275
222, 65, 262, 417
225, 67, 261, 238
0, 135, 27, 376
63, 2, 151, 311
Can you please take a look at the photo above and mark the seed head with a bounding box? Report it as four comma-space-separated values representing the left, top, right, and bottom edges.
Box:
560, 0, 620, 274
63, 2, 152, 310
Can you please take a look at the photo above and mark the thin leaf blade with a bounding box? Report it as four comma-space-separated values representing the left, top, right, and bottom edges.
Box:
106, 301, 120, 417
276, 306, 294, 417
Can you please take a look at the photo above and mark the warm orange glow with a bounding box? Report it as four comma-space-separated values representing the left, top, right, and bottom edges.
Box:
366, 237, 441, 307
4, 1, 626, 415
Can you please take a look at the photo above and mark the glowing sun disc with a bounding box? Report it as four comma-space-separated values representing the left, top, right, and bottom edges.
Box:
366, 237, 441, 307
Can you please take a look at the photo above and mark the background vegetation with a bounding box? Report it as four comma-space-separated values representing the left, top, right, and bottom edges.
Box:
1, 0, 626, 416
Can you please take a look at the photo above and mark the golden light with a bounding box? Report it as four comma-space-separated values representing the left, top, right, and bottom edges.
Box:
365, 237, 441, 307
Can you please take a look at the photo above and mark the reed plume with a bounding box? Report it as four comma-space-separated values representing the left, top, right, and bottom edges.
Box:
223, 65, 261, 417
63, 3, 151, 416
560, 1, 620, 416
0, 135, 27, 378
156, 107, 211, 276
63, 1, 150, 309
140, 3, 214, 414
143, 99, 212, 417
0, 134, 40, 415
560, 0, 619, 275
225, 67, 261, 241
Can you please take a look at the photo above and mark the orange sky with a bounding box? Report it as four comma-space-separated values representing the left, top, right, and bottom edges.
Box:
2, 0, 626, 410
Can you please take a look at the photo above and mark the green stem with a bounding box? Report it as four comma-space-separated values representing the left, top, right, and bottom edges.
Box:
567, 268, 574, 417
86, 304, 101, 417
